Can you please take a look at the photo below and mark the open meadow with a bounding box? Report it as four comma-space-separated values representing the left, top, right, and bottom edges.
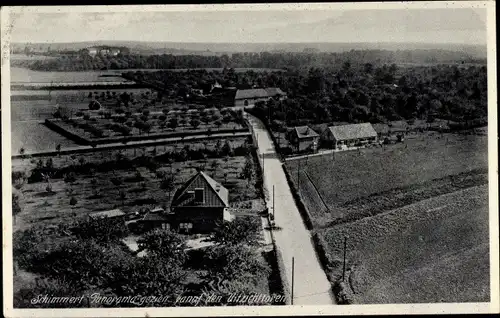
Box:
285, 132, 488, 226
317, 185, 489, 303
10, 67, 135, 84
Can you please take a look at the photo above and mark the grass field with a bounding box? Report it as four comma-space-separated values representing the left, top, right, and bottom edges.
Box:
10, 67, 133, 83
286, 132, 488, 224
14, 154, 260, 233
317, 185, 489, 303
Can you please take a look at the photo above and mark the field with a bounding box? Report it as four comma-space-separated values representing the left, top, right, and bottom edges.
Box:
13, 139, 260, 233
10, 67, 135, 84
11, 54, 57, 61
285, 132, 488, 225
48, 107, 246, 143
283, 130, 490, 303
12, 121, 79, 154
317, 185, 489, 303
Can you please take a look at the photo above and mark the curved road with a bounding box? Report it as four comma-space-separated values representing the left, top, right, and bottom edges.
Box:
247, 114, 335, 305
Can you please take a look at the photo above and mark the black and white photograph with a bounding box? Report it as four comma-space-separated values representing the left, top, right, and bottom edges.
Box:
1, 2, 498, 317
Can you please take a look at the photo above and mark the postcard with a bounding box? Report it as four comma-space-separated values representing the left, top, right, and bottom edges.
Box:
2, 2, 498, 317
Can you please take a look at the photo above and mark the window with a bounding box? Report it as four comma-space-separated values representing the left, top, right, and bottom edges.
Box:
194, 188, 204, 203
161, 223, 170, 230
179, 223, 193, 229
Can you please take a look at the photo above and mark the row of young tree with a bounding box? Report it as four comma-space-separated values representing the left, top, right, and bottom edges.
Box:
14, 49, 484, 72
18, 139, 253, 184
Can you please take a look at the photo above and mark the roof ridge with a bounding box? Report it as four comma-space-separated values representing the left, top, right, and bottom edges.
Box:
198, 171, 228, 206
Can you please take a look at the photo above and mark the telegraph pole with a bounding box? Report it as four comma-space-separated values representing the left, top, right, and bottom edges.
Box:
272, 185, 275, 222
291, 257, 295, 305
297, 159, 300, 190
342, 236, 348, 281
262, 152, 265, 174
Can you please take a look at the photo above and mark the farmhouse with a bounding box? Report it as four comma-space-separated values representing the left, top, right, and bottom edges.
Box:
233, 87, 286, 107
169, 170, 231, 233
321, 123, 378, 149
89, 208, 127, 221
287, 126, 320, 153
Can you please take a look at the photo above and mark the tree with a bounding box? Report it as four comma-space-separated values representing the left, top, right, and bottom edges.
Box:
214, 120, 222, 130
190, 118, 200, 130
221, 140, 233, 157
202, 244, 269, 284
73, 217, 129, 244
12, 190, 22, 216
137, 229, 187, 263
119, 190, 127, 206
241, 155, 253, 181
56, 144, 61, 156
88, 100, 101, 110
210, 216, 261, 246
69, 196, 78, 206
167, 118, 178, 131
160, 173, 176, 201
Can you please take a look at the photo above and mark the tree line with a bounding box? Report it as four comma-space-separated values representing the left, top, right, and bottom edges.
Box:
128, 62, 487, 126
12, 49, 485, 72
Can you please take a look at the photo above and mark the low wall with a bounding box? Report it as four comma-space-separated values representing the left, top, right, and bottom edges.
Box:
44, 119, 89, 144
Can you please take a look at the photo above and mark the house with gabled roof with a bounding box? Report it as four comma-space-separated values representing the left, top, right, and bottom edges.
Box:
287, 126, 320, 153
170, 170, 231, 233
233, 87, 286, 107
321, 123, 378, 149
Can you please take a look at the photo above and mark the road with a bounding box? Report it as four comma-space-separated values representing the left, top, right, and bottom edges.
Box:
246, 113, 335, 305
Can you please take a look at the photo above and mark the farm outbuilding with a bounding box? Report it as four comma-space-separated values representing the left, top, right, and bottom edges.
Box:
233, 87, 286, 107
287, 126, 320, 153
321, 123, 378, 149
89, 208, 127, 221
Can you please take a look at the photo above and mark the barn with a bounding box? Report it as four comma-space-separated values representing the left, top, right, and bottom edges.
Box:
233, 87, 286, 107
321, 123, 378, 149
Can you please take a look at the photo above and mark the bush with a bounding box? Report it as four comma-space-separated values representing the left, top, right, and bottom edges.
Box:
332, 281, 355, 304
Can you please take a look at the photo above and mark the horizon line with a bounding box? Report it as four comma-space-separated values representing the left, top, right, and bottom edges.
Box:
12, 40, 487, 46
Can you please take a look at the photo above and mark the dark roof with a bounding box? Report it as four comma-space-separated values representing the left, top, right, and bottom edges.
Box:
171, 171, 229, 208
293, 126, 319, 139
142, 212, 171, 222
372, 123, 390, 135
264, 87, 286, 96
327, 123, 377, 141
235, 88, 269, 100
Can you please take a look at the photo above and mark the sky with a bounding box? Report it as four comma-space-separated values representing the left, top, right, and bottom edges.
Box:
7, 5, 488, 45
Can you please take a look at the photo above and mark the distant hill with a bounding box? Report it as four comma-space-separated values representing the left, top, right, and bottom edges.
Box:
11, 41, 487, 59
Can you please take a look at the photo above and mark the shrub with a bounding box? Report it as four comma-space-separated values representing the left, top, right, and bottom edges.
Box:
332, 281, 355, 304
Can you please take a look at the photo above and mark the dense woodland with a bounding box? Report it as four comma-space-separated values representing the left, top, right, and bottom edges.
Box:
13, 49, 485, 72
124, 62, 487, 127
